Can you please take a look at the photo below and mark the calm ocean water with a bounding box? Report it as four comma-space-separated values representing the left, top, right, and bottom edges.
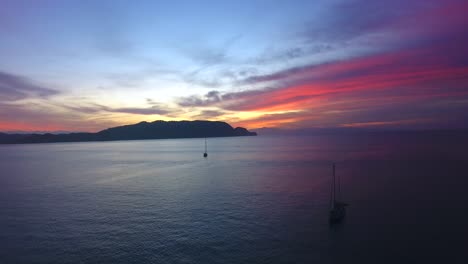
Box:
1, 133, 468, 263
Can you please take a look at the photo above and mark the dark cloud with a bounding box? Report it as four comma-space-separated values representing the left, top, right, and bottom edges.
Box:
64, 103, 174, 116
0, 71, 59, 101
177, 90, 223, 107
182, 67, 259, 88
146, 98, 156, 104
254, 44, 336, 65
177, 88, 284, 110
241, 65, 313, 85
191, 110, 226, 119
64, 104, 105, 114
0, 102, 58, 122
179, 87, 314, 112
108, 107, 170, 115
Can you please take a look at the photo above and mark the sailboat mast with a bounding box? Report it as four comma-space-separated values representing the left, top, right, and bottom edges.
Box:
205, 138, 207, 153
333, 163, 336, 205
337, 163, 341, 200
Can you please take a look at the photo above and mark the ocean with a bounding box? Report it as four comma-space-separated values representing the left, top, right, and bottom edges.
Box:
1, 133, 467, 263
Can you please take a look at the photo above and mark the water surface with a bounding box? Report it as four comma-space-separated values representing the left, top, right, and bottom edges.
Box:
1, 134, 467, 263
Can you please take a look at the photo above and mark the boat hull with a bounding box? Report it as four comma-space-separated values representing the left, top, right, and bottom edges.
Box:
329, 204, 346, 224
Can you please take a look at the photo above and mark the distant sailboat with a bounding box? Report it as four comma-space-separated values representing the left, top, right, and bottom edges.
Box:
329, 163, 348, 224
203, 138, 208, 158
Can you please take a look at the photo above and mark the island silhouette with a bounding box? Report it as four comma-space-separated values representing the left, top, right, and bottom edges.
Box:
0, 120, 257, 144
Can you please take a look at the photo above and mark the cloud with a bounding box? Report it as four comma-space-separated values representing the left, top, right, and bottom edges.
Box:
244, 32, 468, 89
64, 103, 174, 116
175, 35, 245, 88
233, 111, 310, 129
299, 0, 461, 47
177, 90, 223, 107
182, 70, 223, 88
236, 51, 468, 112
0, 71, 59, 101
0, 99, 178, 132
182, 67, 261, 89
233, 95, 468, 130
177, 22, 468, 128
0, 101, 119, 132
108, 107, 170, 115
255, 44, 336, 65
302, 0, 419, 42
3, 0, 468, 131
191, 110, 227, 119
241, 65, 313, 85
248, 0, 468, 75
243, 1, 424, 68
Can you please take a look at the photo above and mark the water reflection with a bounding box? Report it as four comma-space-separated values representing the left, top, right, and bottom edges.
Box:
1, 132, 467, 263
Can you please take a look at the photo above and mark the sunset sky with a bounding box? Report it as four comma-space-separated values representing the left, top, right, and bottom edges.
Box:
1, 0, 468, 132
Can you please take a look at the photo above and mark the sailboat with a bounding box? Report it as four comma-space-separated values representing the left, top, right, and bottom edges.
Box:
329, 163, 348, 224
203, 138, 208, 158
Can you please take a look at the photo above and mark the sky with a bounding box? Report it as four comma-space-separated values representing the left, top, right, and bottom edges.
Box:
1, 0, 468, 132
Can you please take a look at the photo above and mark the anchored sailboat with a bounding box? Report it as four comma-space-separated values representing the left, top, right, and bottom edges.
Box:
329, 163, 348, 224
203, 138, 208, 158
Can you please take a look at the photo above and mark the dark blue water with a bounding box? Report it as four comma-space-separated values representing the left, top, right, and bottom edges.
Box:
1, 134, 468, 263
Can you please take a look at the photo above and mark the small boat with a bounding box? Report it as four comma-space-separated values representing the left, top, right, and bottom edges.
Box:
329, 163, 348, 224
203, 138, 208, 158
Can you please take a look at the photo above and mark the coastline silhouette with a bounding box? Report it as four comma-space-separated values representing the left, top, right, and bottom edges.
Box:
0, 120, 257, 144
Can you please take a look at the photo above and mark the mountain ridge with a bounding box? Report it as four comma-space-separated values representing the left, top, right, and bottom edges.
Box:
0, 120, 257, 144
